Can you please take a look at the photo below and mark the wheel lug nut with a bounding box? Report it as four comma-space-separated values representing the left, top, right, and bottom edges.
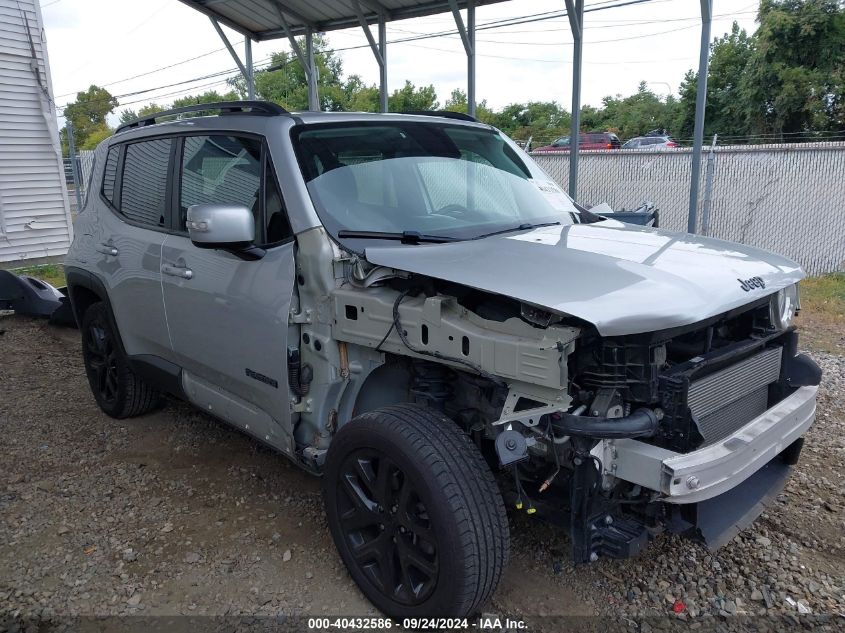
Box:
399, 526, 406, 534
379, 523, 385, 531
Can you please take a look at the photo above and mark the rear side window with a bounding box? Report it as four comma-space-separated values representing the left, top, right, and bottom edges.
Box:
101, 146, 119, 206
120, 139, 172, 227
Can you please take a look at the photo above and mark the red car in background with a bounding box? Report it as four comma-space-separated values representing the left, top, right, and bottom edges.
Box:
533, 131, 622, 152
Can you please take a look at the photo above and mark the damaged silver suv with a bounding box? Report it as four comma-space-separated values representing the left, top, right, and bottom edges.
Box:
65, 101, 821, 619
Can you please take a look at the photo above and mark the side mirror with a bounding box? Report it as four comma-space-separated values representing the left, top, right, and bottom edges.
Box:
186, 204, 264, 261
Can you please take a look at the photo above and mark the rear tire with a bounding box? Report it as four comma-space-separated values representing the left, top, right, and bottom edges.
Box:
80, 301, 161, 419
323, 404, 509, 619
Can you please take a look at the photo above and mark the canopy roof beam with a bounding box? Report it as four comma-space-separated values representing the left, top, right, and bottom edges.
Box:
209, 17, 255, 99
448, 0, 476, 117
240, 0, 502, 41
266, 0, 317, 30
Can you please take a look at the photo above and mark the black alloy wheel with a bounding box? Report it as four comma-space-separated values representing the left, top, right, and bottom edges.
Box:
336, 449, 439, 605
323, 404, 509, 619
80, 302, 161, 419
83, 317, 119, 406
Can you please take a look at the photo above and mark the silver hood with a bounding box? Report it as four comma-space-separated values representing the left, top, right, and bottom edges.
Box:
363, 221, 805, 336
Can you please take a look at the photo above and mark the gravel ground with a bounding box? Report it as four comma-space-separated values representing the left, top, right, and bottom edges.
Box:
1, 314, 843, 632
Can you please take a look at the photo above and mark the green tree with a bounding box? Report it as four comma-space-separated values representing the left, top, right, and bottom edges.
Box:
742, 0, 845, 137
493, 101, 570, 142
80, 123, 113, 150
578, 104, 608, 132
343, 74, 380, 112
598, 82, 679, 140
62, 85, 118, 149
120, 92, 240, 125
389, 81, 438, 112
443, 88, 497, 124
138, 102, 167, 117
234, 35, 350, 111
171, 90, 239, 109
676, 22, 755, 140
118, 109, 137, 125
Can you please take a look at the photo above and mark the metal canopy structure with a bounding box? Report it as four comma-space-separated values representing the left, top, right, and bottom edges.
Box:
178, 0, 714, 233
178, 0, 507, 113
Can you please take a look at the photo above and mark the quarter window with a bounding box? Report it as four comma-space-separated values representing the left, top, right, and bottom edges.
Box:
101, 146, 119, 206
120, 139, 172, 227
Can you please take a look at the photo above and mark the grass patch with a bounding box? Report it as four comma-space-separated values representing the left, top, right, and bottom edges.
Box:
11, 263, 66, 288
800, 272, 845, 318
796, 272, 845, 353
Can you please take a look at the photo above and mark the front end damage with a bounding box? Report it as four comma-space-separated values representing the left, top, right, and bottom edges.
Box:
495, 319, 821, 563
326, 259, 821, 563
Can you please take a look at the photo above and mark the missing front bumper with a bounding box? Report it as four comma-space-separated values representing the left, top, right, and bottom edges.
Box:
605, 385, 817, 504
668, 438, 802, 549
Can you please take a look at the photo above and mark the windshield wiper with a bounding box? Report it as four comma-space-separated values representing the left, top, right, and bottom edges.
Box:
472, 221, 561, 241
337, 230, 458, 244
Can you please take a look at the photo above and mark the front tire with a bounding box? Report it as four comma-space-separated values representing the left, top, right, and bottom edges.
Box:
323, 404, 509, 619
81, 301, 161, 419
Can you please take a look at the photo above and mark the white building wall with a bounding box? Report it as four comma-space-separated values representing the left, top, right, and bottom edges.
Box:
0, 0, 73, 263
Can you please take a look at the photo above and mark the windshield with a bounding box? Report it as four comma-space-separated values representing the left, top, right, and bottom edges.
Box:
292, 122, 578, 243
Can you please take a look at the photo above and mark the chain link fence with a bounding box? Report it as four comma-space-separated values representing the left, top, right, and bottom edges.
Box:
530, 142, 845, 276
54, 130, 844, 275
62, 149, 95, 215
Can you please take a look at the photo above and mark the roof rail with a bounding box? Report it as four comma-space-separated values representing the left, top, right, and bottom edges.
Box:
115, 100, 290, 134
403, 110, 479, 123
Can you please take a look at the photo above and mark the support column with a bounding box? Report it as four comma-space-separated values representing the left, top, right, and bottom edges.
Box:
564, 0, 584, 200
687, 0, 713, 233
276, 8, 318, 111
378, 14, 388, 112
210, 17, 254, 98
353, 0, 388, 112
449, 0, 475, 118
244, 36, 254, 99
467, 0, 476, 118
305, 29, 319, 111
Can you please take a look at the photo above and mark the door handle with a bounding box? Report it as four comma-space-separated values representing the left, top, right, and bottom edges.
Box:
95, 243, 118, 256
161, 263, 193, 280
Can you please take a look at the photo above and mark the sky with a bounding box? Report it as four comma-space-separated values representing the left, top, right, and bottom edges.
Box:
41, 0, 760, 125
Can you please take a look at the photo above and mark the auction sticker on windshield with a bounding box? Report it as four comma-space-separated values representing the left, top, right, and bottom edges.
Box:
529, 179, 576, 213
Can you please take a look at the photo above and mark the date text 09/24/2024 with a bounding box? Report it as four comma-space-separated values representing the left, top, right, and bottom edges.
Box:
307, 617, 528, 630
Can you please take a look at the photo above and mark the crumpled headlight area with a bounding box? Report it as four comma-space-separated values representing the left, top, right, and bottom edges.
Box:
521, 303, 564, 328
770, 283, 800, 330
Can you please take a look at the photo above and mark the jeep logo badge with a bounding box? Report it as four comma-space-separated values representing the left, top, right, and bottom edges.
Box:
738, 276, 765, 292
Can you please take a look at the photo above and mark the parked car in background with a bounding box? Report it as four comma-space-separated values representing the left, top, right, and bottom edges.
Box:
622, 134, 679, 149
533, 131, 621, 152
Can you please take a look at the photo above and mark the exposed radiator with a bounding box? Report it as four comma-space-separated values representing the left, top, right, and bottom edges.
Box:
688, 346, 783, 445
